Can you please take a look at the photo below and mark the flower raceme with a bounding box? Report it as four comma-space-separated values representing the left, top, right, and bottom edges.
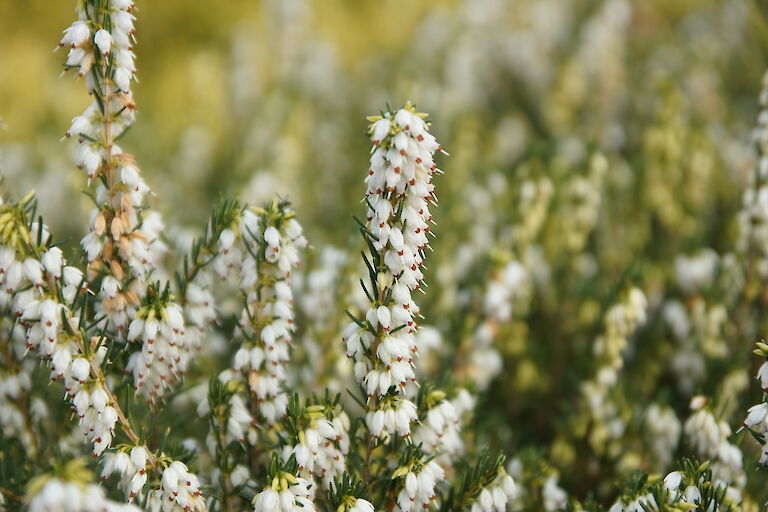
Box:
230, 200, 309, 425
125, 285, 188, 403
343, 102, 447, 441
61, 0, 161, 337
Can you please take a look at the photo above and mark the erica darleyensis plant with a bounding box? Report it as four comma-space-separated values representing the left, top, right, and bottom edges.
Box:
12, 1, 768, 512
0, 0, 521, 508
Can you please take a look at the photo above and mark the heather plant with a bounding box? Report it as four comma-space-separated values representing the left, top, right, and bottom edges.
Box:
4, 0, 768, 511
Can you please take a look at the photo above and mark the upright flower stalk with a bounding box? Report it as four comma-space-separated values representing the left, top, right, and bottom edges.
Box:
343, 102, 446, 441
232, 199, 308, 425
739, 70, 768, 282
579, 286, 647, 453
685, 397, 743, 502
59, 0, 188, 404
48, 3, 209, 510
62, 0, 156, 323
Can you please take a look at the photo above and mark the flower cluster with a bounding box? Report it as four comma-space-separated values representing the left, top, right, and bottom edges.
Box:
469, 260, 527, 391
294, 246, 356, 392
45, 5, 210, 510
0, 203, 128, 461
199, 372, 257, 452
231, 200, 308, 424
71, 380, 118, 457
343, 103, 445, 440
643, 403, 681, 470
181, 282, 217, 355
581, 286, 647, 451
684, 397, 744, 500
468, 470, 517, 512
282, 400, 350, 488
739, 69, 768, 277
0, 350, 39, 452
558, 153, 607, 253
126, 286, 187, 403
100, 446, 150, 500
608, 459, 740, 512
252, 471, 316, 512
27, 476, 140, 512
392, 459, 445, 512
364, 394, 418, 439
413, 390, 462, 461
158, 461, 206, 512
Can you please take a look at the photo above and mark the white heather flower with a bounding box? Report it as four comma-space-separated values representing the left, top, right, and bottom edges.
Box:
231, 465, 250, 488
663, 471, 683, 492
395, 460, 444, 512
94, 29, 112, 55
58, 20, 90, 49
252, 474, 316, 512
126, 300, 188, 403
26, 475, 141, 512
349, 499, 375, 512
745, 402, 768, 428
22, 258, 43, 286
41, 247, 64, 279
69, 357, 90, 384
757, 361, 768, 391
101, 276, 120, 298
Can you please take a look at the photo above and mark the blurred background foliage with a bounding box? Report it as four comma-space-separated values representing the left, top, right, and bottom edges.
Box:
4, 0, 768, 506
